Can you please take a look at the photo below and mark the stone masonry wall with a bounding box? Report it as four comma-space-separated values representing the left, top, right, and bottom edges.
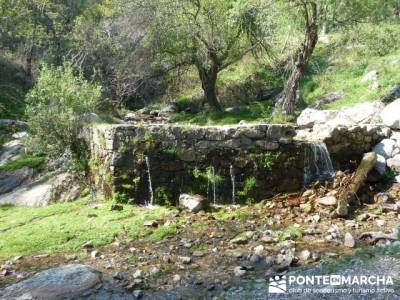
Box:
87, 124, 305, 204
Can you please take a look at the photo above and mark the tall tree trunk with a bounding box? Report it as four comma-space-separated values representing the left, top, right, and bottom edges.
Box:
278, 1, 318, 115
197, 64, 221, 111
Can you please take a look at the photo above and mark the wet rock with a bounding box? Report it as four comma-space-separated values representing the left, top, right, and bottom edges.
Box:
275, 252, 294, 269
172, 274, 181, 282
344, 233, 355, 248
179, 194, 206, 213
233, 266, 247, 277
264, 256, 275, 267
0, 119, 28, 131
0, 265, 101, 299
230, 231, 254, 245
318, 196, 337, 206
133, 289, 143, 299
249, 254, 262, 264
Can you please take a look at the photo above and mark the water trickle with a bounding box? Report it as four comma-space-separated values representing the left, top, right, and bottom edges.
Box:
145, 155, 154, 206
304, 143, 335, 186
212, 167, 217, 205
230, 165, 236, 205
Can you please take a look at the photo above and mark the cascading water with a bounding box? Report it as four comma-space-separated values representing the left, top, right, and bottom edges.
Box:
212, 167, 217, 205
304, 143, 335, 186
230, 165, 236, 205
145, 156, 154, 206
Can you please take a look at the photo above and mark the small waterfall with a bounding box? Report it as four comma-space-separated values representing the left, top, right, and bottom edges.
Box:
304, 143, 335, 186
145, 156, 154, 206
230, 165, 236, 205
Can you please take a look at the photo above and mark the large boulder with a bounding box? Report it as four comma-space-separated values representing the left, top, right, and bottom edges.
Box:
373, 139, 397, 159
297, 108, 338, 127
387, 155, 400, 172
0, 172, 82, 207
338, 101, 384, 124
0, 167, 34, 195
374, 154, 387, 175
381, 98, 400, 129
179, 194, 207, 213
381, 83, 400, 103
0, 119, 28, 131
0, 139, 25, 166
0, 265, 101, 300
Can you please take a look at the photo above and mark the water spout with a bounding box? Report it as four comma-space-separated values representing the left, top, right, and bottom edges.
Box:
230, 165, 235, 205
145, 156, 154, 206
304, 143, 335, 186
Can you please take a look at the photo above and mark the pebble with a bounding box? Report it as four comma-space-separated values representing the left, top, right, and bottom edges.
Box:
299, 249, 311, 261
376, 219, 386, 227
344, 233, 356, 248
173, 274, 181, 282
179, 256, 192, 264
90, 250, 100, 259
234, 266, 247, 277
133, 269, 143, 279
253, 245, 264, 255
318, 196, 337, 206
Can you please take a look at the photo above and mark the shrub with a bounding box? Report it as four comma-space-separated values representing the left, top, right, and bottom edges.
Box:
25, 62, 101, 160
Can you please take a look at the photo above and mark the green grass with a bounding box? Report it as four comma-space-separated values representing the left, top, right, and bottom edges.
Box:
0, 156, 46, 172
0, 198, 177, 258
213, 207, 251, 221
172, 101, 275, 125
301, 22, 400, 110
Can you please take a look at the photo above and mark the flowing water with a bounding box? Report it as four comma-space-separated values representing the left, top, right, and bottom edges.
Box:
230, 165, 235, 205
304, 143, 335, 186
212, 167, 217, 205
145, 156, 154, 206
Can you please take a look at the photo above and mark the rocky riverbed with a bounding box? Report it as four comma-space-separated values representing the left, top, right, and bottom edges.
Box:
1, 175, 400, 299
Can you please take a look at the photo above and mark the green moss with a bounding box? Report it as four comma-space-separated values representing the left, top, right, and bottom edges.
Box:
213, 207, 251, 221
149, 222, 179, 241
0, 156, 46, 172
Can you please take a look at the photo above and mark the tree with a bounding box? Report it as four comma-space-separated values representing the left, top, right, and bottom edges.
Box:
276, 0, 318, 115
147, 0, 267, 110
276, 0, 400, 115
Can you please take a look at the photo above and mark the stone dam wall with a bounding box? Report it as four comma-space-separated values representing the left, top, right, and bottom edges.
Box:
86, 123, 391, 204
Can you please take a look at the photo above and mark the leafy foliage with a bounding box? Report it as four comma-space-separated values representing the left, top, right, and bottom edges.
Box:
25, 62, 101, 158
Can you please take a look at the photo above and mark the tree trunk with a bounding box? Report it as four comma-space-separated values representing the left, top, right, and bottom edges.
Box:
278, 2, 319, 115
197, 63, 221, 111
336, 152, 377, 217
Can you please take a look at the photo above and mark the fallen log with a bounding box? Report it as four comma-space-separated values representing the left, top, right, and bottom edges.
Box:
336, 152, 377, 217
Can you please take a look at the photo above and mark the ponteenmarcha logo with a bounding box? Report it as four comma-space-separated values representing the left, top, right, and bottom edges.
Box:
268, 275, 287, 293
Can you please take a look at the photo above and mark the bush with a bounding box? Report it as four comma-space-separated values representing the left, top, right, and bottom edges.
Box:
26, 62, 101, 160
